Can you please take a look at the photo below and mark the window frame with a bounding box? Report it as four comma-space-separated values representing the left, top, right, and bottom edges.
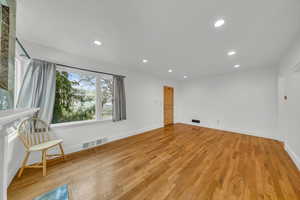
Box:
52, 67, 113, 126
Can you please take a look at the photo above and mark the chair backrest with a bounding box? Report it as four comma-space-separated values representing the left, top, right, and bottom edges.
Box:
17, 118, 51, 149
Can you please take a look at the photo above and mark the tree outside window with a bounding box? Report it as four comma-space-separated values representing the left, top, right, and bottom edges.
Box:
52, 69, 113, 124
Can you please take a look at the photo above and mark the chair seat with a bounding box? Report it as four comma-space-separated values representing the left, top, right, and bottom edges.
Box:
29, 139, 63, 152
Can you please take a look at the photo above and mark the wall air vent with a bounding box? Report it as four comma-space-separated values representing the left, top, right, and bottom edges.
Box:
82, 137, 108, 149
192, 119, 200, 123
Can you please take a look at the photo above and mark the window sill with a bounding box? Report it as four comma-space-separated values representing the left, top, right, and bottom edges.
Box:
50, 119, 112, 128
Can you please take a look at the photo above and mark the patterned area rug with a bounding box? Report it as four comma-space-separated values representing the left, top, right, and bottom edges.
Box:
33, 184, 68, 200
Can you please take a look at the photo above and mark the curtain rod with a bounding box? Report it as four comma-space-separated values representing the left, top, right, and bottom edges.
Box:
15, 38, 126, 78
16, 38, 31, 59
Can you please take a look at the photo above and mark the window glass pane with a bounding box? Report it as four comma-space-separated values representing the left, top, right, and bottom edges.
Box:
52, 70, 96, 124
100, 76, 113, 120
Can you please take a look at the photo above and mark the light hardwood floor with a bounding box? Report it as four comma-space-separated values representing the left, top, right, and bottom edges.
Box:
8, 124, 300, 200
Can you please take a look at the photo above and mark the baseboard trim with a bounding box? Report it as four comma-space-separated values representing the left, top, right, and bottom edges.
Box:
181, 121, 281, 142
58, 123, 163, 155
284, 143, 300, 170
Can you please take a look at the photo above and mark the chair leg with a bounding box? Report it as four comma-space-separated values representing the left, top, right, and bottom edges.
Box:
42, 150, 47, 176
18, 152, 30, 178
59, 143, 65, 160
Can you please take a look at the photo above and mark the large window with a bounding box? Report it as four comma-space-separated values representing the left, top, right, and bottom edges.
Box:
52, 68, 113, 124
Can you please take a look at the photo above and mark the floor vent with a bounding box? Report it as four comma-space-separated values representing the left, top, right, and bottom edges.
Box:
192, 119, 200, 123
82, 137, 108, 149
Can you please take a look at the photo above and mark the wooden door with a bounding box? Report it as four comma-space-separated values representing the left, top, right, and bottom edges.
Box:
164, 86, 174, 126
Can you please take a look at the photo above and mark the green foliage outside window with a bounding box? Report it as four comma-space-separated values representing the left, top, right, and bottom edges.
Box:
99, 78, 113, 120
52, 70, 113, 124
52, 71, 96, 123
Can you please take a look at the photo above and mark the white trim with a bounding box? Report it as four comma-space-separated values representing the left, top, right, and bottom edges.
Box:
62, 123, 162, 154
284, 143, 300, 170
181, 121, 282, 141
0, 108, 39, 200
50, 119, 112, 128
0, 108, 39, 128
0, 133, 8, 200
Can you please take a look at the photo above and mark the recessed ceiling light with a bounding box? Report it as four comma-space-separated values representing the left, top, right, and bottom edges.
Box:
168, 69, 173, 73
227, 51, 236, 56
183, 75, 188, 79
234, 64, 240, 68
214, 19, 225, 28
142, 59, 148, 63
94, 40, 102, 46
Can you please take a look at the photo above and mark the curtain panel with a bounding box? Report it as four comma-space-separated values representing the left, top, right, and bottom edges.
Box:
17, 59, 56, 123
113, 76, 126, 121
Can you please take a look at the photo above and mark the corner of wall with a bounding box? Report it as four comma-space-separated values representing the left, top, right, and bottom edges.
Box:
284, 142, 300, 170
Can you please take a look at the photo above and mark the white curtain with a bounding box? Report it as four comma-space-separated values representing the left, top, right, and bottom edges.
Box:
17, 59, 56, 123
14, 56, 30, 105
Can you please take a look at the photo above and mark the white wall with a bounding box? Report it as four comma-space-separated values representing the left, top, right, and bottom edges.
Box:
7, 40, 181, 184
179, 67, 279, 140
278, 35, 300, 169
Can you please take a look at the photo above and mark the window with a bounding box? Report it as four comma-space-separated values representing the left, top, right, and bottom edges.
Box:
99, 76, 113, 120
52, 68, 113, 124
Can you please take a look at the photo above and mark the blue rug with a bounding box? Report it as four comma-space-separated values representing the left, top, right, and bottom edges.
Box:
33, 184, 68, 200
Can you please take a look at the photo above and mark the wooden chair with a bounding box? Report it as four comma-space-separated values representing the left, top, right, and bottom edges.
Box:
17, 118, 65, 177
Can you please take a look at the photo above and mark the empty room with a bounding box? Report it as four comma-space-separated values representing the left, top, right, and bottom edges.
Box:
1, 0, 300, 199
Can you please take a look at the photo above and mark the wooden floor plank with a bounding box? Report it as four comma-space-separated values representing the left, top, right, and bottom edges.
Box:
8, 124, 300, 200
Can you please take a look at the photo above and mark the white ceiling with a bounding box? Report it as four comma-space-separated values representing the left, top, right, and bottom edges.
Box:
17, 0, 300, 80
